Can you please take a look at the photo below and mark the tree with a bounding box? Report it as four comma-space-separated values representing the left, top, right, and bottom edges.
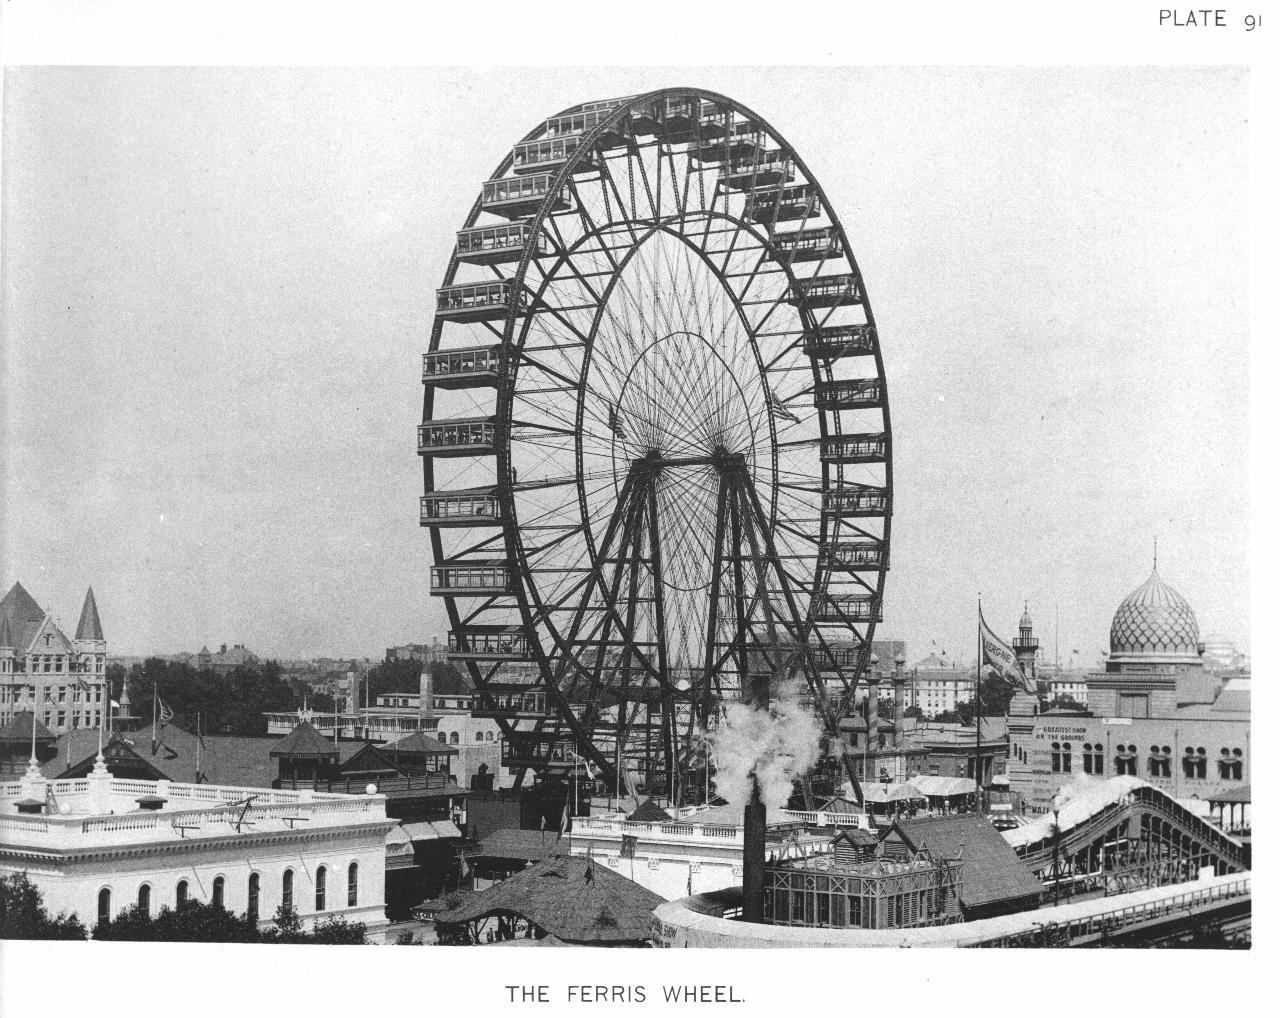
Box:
0, 873, 87, 940
124, 657, 300, 736
261, 905, 366, 945
93, 899, 260, 942
903, 704, 925, 720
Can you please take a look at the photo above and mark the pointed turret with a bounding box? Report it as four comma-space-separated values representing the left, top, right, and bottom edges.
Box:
75, 587, 104, 642
0, 611, 14, 649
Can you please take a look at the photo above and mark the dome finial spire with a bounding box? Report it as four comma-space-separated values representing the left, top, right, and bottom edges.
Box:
1153, 535, 1158, 572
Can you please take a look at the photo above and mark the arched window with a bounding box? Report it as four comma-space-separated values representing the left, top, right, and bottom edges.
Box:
1060, 742, 1072, 773
1218, 748, 1243, 781
97, 888, 111, 927
316, 866, 327, 912
176, 879, 189, 907
1114, 744, 1137, 776
247, 873, 260, 921
485, 731, 494, 742
1182, 747, 1206, 779
1148, 745, 1171, 778
348, 862, 359, 907
449, 731, 459, 745
282, 869, 294, 912
1050, 742, 1063, 773
137, 883, 151, 916
212, 876, 225, 909
475, 731, 484, 742
1082, 743, 1103, 775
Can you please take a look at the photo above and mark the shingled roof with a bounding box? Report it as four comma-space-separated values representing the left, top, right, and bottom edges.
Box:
437, 854, 664, 945
1, 582, 47, 654
887, 814, 1043, 915
626, 798, 672, 823
0, 711, 56, 745
43, 726, 280, 787
270, 721, 339, 759
385, 730, 456, 756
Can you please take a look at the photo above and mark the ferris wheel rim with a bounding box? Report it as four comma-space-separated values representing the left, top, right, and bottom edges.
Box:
422, 86, 894, 788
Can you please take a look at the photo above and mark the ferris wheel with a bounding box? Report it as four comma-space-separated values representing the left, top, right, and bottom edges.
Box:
419, 87, 891, 799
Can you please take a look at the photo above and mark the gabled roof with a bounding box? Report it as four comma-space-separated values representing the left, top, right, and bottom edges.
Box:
437, 854, 664, 944
43, 725, 282, 787
270, 720, 339, 759
386, 730, 457, 756
0, 711, 56, 744
626, 798, 672, 823
339, 742, 404, 775
1, 581, 48, 654
59, 736, 171, 781
75, 587, 105, 641
889, 814, 1043, 911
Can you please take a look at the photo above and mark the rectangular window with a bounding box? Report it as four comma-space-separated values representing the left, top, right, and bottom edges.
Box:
1118, 693, 1149, 719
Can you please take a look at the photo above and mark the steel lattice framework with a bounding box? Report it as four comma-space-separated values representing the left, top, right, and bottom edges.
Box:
419, 88, 892, 800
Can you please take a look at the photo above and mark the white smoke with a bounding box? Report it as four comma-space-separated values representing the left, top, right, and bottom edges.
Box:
705, 678, 822, 814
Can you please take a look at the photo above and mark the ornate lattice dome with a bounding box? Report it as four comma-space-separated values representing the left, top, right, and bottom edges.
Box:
1109, 568, 1201, 658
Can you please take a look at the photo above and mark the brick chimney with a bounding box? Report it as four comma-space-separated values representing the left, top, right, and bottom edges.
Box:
418, 664, 435, 723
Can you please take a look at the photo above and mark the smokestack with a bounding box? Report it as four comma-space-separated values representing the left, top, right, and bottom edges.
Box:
419, 665, 434, 724
893, 654, 907, 747
742, 782, 766, 922
740, 669, 770, 923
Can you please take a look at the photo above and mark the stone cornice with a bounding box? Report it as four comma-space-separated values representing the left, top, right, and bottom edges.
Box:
0, 819, 396, 866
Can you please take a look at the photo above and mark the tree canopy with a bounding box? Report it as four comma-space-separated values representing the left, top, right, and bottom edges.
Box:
91, 900, 366, 944
0, 872, 88, 940
110, 657, 302, 736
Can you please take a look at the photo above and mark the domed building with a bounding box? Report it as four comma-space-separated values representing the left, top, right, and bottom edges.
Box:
1007, 559, 1249, 816
1105, 567, 1204, 671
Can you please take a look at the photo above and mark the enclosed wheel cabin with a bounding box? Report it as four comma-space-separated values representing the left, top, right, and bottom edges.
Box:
429, 559, 515, 597
420, 487, 503, 527
813, 378, 884, 410
446, 625, 531, 661
456, 223, 544, 266
690, 121, 766, 164
820, 432, 888, 464
636, 97, 727, 142
772, 226, 844, 263
822, 485, 891, 519
721, 152, 795, 189
813, 594, 883, 624
481, 174, 570, 219
422, 344, 507, 389
788, 274, 862, 309
821, 541, 887, 572
742, 184, 821, 225
512, 135, 598, 175
472, 684, 552, 721
418, 417, 498, 457
435, 280, 526, 323
804, 325, 877, 359
543, 109, 629, 150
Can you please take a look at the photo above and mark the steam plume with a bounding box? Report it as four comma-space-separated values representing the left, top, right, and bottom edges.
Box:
706, 678, 821, 813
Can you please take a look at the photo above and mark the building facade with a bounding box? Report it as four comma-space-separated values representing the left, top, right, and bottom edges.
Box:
1008, 563, 1250, 814
908, 654, 973, 716
1, 583, 107, 734
0, 752, 394, 934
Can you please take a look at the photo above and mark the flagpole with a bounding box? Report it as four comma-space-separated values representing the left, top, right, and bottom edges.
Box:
975, 596, 982, 814
151, 682, 157, 755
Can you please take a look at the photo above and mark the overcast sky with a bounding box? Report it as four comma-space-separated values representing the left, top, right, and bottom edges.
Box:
1, 66, 1249, 662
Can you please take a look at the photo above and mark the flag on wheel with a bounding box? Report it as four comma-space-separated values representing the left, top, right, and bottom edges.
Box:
157, 694, 174, 724
979, 607, 1035, 693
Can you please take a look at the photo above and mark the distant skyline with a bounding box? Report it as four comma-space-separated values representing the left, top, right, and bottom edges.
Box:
2, 67, 1249, 660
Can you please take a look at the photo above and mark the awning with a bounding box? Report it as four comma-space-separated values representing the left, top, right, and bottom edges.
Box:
402, 820, 462, 842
